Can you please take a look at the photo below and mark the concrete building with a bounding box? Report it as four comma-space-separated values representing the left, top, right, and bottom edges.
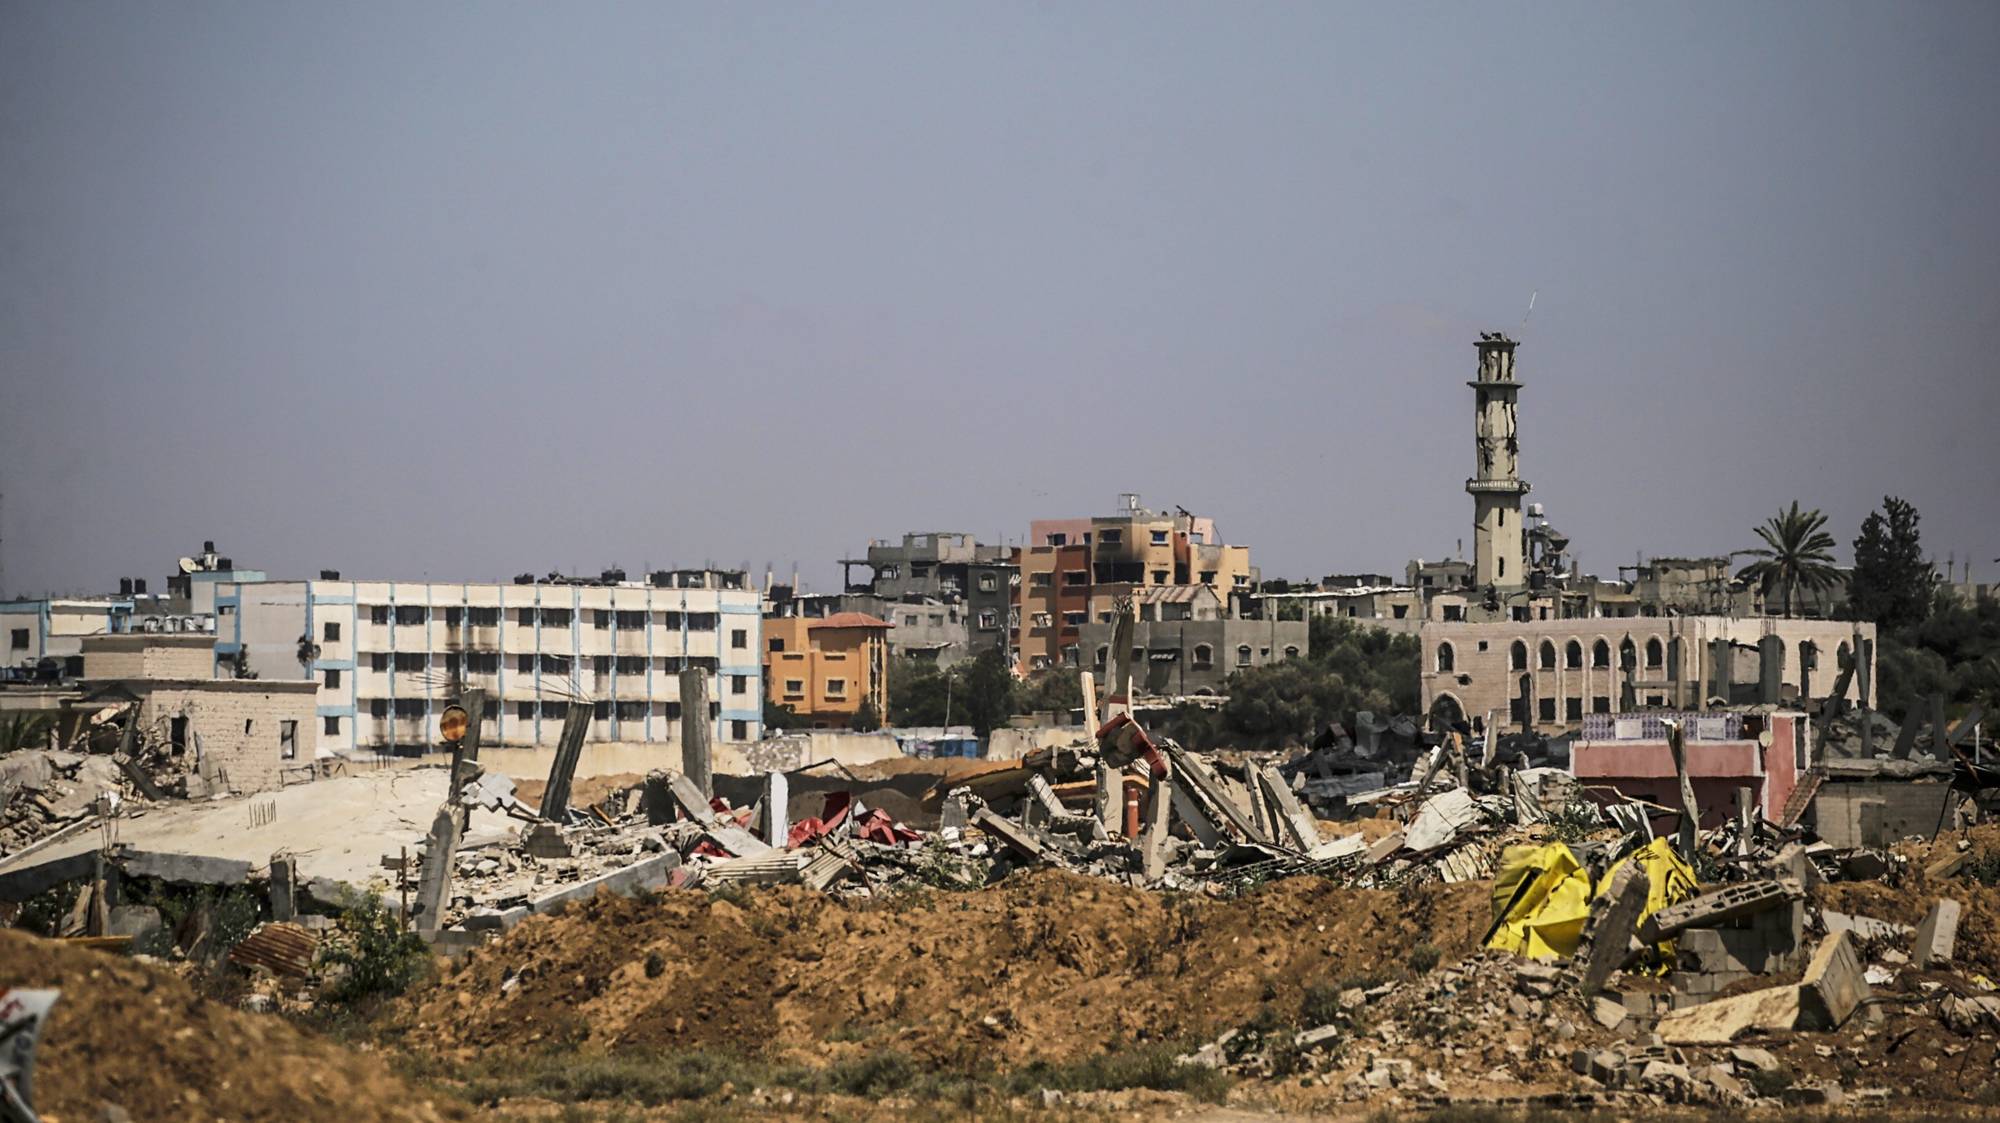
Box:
1419, 616, 1875, 734
1015, 495, 1257, 673
52, 633, 320, 794
1249, 577, 1425, 635
764, 612, 891, 729
3, 598, 138, 680
1079, 592, 1309, 697
1015, 541, 1091, 672
218, 569, 763, 757
1570, 710, 1806, 829
826, 531, 1015, 666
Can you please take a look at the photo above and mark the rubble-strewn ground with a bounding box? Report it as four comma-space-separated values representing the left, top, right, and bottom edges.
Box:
396, 869, 1491, 1067
0, 929, 468, 1123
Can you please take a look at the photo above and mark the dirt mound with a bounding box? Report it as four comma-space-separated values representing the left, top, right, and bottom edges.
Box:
0, 930, 466, 1123
1817, 823, 2000, 977
400, 870, 1489, 1070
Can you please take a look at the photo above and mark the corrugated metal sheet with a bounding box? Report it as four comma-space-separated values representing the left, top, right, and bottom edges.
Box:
227, 922, 318, 977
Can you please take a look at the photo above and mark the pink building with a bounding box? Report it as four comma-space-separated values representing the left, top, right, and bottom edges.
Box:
1570, 710, 1806, 829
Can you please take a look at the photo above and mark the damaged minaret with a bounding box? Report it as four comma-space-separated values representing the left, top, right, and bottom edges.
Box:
1468, 333, 1529, 591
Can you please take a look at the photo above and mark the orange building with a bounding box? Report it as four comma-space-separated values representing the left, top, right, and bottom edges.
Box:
764, 612, 891, 729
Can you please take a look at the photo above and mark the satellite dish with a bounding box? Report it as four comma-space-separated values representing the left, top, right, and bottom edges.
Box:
178, 557, 199, 574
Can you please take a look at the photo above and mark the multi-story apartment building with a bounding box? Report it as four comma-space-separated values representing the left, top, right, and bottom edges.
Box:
1015, 541, 1091, 671
1014, 495, 1258, 672
835, 532, 1014, 664
1077, 585, 1309, 696
218, 569, 763, 756
763, 612, 891, 729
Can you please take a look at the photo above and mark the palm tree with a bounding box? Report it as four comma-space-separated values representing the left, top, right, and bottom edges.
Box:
1740, 501, 1842, 618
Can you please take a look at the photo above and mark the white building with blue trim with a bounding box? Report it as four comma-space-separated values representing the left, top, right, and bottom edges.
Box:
217, 570, 763, 757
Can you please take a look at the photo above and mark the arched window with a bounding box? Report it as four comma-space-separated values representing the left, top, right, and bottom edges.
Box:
1236, 644, 1252, 667
1437, 642, 1456, 673
1539, 640, 1557, 670
1592, 639, 1611, 668
1565, 640, 1583, 669
1645, 637, 1664, 669
1192, 644, 1213, 669
1837, 641, 1852, 669
1510, 640, 1528, 671
1620, 638, 1637, 670
1283, 645, 1300, 659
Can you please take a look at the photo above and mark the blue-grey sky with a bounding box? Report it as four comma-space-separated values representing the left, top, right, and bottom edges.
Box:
3, 2, 1997, 597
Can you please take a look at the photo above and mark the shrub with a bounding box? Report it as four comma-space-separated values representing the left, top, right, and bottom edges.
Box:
318, 890, 432, 1004
1408, 943, 1441, 973
1299, 983, 1345, 1027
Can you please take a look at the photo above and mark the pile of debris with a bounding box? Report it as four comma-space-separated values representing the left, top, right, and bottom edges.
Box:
0, 748, 163, 857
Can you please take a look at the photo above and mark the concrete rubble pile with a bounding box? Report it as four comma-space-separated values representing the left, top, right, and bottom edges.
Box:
1150, 704, 2000, 1110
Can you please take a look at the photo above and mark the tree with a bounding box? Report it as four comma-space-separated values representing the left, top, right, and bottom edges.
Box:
887, 650, 1017, 734
1738, 501, 1841, 618
1014, 667, 1082, 718
849, 700, 882, 733
1849, 496, 1935, 629
763, 700, 804, 732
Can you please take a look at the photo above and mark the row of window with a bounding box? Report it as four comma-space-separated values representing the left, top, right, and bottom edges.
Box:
1436, 637, 1662, 674
360, 698, 726, 721
356, 606, 742, 640
779, 677, 847, 701
353, 652, 728, 677
1438, 635, 1846, 678
1088, 643, 1298, 670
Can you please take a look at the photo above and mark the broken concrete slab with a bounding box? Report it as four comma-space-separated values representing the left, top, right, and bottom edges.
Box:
1913, 898, 1961, 968
1637, 878, 1800, 944
1822, 911, 1910, 942
526, 853, 681, 915
1579, 861, 1651, 996
972, 807, 1058, 864
117, 850, 255, 887
1400, 787, 1496, 847
1658, 984, 1802, 1045
1798, 930, 1869, 1030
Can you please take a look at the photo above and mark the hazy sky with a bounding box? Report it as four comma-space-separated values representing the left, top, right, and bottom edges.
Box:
3, 2, 1997, 598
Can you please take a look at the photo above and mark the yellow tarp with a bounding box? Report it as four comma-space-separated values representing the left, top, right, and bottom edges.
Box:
1483, 837, 1698, 961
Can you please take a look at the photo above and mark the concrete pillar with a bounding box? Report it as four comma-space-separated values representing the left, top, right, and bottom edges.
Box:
760, 770, 789, 846
1095, 764, 1120, 836
269, 854, 297, 922
412, 804, 462, 936
679, 668, 712, 798
1140, 771, 1172, 880
1757, 636, 1784, 705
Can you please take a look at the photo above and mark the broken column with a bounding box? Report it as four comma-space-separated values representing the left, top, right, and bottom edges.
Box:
1094, 763, 1120, 837
269, 853, 297, 923
1665, 719, 1700, 860
538, 701, 592, 821
679, 668, 712, 799
411, 804, 462, 936
760, 770, 789, 845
